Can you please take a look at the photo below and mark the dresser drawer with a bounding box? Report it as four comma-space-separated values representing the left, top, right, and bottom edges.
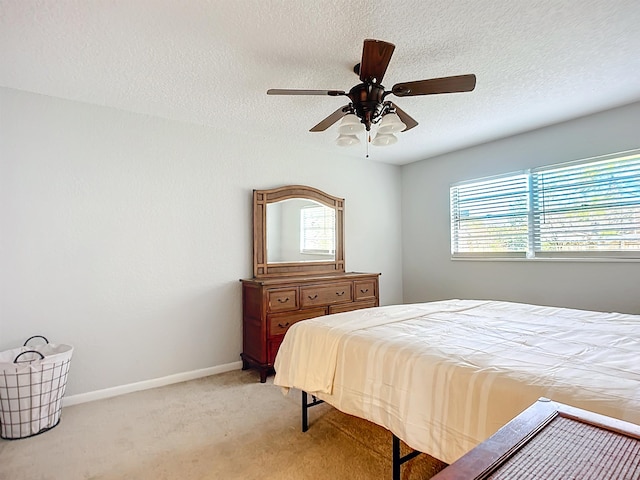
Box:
268, 337, 283, 365
267, 288, 298, 312
268, 307, 326, 337
354, 280, 377, 301
329, 299, 377, 314
300, 282, 352, 307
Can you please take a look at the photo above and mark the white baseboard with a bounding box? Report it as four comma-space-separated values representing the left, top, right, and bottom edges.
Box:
62, 361, 243, 407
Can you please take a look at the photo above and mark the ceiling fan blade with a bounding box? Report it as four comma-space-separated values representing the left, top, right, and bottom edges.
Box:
267, 89, 346, 96
390, 103, 418, 131
310, 106, 349, 132
359, 39, 395, 83
391, 74, 476, 97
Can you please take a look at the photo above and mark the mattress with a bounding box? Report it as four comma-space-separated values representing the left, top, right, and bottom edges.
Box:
273, 299, 640, 463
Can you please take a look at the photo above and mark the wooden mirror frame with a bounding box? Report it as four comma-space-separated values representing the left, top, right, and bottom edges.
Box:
253, 185, 345, 278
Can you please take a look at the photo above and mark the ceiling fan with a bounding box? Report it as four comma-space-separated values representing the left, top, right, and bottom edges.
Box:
267, 39, 476, 147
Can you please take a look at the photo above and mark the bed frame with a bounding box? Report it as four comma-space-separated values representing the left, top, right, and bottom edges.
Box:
301, 391, 422, 480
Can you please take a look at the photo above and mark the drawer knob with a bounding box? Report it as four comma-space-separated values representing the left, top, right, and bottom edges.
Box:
277, 297, 290, 303
360, 288, 369, 293
336, 291, 345, 296
278, 322, 290, 329
308, 294, 318, 300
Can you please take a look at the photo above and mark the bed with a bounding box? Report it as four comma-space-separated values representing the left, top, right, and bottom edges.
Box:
273, 299, 640, 467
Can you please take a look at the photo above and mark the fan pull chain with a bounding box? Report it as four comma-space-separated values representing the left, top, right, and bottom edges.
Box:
366, 132, 370, 158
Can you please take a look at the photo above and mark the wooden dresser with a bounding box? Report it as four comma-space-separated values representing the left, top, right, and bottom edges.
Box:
241, 272, 380, 382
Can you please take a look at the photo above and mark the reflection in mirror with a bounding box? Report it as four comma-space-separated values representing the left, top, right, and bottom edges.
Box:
267, 199, 336, 263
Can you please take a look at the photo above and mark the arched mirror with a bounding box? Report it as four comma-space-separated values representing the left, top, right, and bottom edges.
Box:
253, 185, 344, 277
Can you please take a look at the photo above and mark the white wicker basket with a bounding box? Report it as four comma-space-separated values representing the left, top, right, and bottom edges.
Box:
0, 337, 73, 440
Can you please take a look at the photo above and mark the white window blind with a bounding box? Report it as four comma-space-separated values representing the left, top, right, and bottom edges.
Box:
300, 205, 335, 254
450, 173, 530, 257
532, 152, 640, 257
450, 149, 640, 259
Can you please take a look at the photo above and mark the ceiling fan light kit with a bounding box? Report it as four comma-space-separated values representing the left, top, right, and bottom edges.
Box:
371, 133, 398, 146
268, 39, 476, 153
337, 114, 365, 135
377, 112, 406, 134
335, 134, 361, 147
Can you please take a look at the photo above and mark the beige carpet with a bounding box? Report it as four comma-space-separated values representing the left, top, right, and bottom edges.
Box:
0, 369, 447, 479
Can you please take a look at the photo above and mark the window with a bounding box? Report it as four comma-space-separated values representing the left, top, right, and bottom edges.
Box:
300, 205, 335, 255
450, 172, 530, 257
450, 149, 640, 259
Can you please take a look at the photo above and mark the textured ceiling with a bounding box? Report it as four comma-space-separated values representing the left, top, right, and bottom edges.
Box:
2, 0, 640, 165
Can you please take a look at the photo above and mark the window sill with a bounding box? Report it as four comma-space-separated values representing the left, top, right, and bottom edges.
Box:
451, 256, 640, 263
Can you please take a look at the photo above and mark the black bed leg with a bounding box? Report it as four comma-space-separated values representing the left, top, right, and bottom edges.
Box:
392, 434, 422, 480
301, 391, 324, 433
392, 434, 401, 480
302, 391, 309, 432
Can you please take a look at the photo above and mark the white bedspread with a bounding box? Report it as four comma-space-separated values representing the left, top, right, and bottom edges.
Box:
273, 299, 640, 463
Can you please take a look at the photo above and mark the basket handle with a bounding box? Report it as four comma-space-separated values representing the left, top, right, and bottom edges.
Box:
14, 350, 45, 363
23, 335, 49, 346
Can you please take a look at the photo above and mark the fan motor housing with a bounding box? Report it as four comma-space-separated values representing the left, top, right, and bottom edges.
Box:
348, 83, 386, 130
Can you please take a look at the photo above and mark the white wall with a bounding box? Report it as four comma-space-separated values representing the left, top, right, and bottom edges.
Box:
0, 87, 404, 396
4, 87, 637, 399
401, 101, 640, 315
